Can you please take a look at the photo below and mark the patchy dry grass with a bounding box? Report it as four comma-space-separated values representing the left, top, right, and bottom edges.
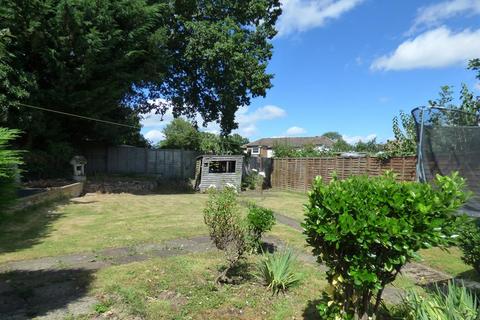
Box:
0, 193, 209, 263
2, 189, 478, 293
241, 190, 308, 221
418, 246, 479, 281
92, 251, 327, 320
270, 224, 310, 253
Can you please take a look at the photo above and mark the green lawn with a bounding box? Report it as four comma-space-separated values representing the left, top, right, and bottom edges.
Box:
241, 190, 308, 221
2, 189, 475, 281
418, 246, 478, 280
0, 193, 209, 263
1, 188, 478, 319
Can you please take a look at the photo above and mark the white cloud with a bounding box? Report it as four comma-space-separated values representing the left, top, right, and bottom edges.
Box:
140, 110, 172, 127
378, 96, 390, 104
144, 130, 165, 144
237, 105, 286, 123
285, 126, 307, 135
140, 99, 174, 127
474, 82, 480, 91
239, 124, 258, 137
277, 0, 364, 36
371, 27, 480, 71
410, 0, 480, 34
342, 134, 376, 144
235, 105, 287, 137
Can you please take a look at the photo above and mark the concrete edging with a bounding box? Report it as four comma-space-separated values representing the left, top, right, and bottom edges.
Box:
12, 182, 84, 211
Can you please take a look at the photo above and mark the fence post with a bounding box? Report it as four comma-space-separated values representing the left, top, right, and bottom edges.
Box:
304, 159, 308, 192
180, 150, 185, 179
144, 147, 148, 174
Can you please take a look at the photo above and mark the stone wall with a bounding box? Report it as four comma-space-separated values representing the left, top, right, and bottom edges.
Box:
13, 182, 84, 211
84, 179, 158, 194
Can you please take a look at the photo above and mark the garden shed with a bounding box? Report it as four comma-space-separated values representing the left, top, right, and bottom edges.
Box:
195, 155, 244, 192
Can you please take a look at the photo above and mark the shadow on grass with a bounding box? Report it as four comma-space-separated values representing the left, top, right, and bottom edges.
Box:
217, 260, 256, 285
302, 299, 321, 320
456, 269, 480, 282
259, 241, 277, 254
0, 268, 94, 318
0, 199, 69, 255
155, 179, 196, 194
302, 298, 405, 320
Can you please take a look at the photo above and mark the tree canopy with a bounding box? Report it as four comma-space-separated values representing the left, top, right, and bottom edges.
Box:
160, 118, 200, 150
160, 118, 248, 154
0, 0, 280, 178
0, 127, 22, 212
321, 131, 342, 141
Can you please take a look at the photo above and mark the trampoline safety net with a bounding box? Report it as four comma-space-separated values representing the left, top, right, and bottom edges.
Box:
412, 107, 480, 217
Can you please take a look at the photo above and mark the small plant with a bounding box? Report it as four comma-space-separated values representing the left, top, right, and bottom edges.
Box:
94, 302, 110, 314
242, 170, 261, 190
400, 281, 479, 320
203, 186, 247, 283
458, 218, 480, 274
256, 248, 300, 294
246, 203, 276, 251
303, 172, 468, 319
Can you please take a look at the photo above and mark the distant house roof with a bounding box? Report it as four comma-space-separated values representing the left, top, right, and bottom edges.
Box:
243, 136, 334, 148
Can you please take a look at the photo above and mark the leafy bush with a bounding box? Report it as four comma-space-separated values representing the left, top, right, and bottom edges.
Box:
256, 248, 300, 294
303, 172, 468, 319
400, 281, 479, 320
242, 170, 261, 190
246, 203, 276, 250
23, 142, 74, 180
272, 142, 334, 158
384, 110, 417, 157
203, 186, 247, 283
458, 218, 480, 274
0, 128, 22, 212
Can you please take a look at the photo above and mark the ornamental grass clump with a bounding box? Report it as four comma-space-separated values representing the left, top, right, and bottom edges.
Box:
204, 186, 247, 283
303, 172, 468, 320
256, 248, 300, 294
400, 281, 479, 320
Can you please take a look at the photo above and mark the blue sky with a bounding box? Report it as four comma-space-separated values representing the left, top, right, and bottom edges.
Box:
142, 0, 480, 144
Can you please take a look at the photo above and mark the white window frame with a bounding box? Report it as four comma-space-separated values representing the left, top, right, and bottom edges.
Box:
251, 146, 260, 154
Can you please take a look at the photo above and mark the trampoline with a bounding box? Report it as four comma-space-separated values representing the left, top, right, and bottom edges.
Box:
412, 106, 480, 217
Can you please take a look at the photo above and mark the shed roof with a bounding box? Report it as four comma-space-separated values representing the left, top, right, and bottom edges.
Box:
243, 136, 334, 148
196, 154, 244, 160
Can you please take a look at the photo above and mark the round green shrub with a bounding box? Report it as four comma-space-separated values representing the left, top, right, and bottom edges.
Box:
459, 218, 480, 274
242, 170, 261, 190
303, 172, 468, 319
246, 203, 275, 250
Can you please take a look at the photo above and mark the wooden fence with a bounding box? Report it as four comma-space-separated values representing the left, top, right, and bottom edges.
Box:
271, 156, 417, 192
83, 145, 199, 179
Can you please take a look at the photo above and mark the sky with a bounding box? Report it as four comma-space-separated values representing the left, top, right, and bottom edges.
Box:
141, 0, 480, 145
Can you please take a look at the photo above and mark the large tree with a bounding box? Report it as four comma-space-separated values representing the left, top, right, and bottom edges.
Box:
0, 0, 280, 177
160, 118, 248, 154
160, 118, 201, 150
